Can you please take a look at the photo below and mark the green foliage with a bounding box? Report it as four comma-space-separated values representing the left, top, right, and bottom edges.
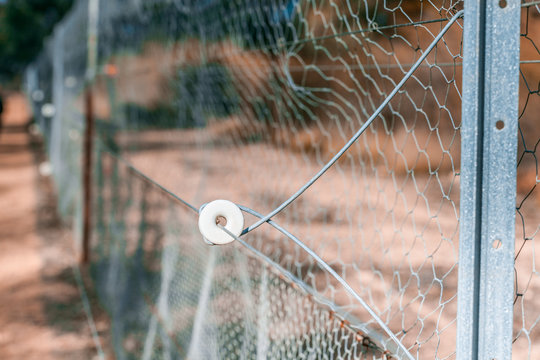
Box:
0, 0, 73, 80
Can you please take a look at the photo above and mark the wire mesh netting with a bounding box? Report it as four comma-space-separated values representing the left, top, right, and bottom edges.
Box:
93, 152, 397, 359
513, 2, 540, 359
24, 0, 483, 359
25, 0, 89, 235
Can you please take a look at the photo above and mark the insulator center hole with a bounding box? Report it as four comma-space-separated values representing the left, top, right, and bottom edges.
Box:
215, 215, 227, 226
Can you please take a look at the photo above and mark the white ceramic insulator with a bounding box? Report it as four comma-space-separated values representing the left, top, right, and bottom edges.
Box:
198, 200, 244, 245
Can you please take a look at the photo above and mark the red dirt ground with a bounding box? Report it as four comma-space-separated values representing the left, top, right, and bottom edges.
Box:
0, 93, 109, 360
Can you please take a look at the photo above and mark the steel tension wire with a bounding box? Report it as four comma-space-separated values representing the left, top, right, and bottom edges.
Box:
97, 17, 464, 356
226, 205, 416, 360
102, 114, 417, 358
225, 234, 391, 356
241, 10, 465, 236
104, 148, 414, 358
102, 147, 200, 214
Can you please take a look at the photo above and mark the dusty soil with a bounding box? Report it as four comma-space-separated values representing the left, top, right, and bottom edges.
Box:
35, 4, 538, 359
0, 93, 109, 360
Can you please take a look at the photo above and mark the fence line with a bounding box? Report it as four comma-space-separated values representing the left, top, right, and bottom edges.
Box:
24, 0, 540, 358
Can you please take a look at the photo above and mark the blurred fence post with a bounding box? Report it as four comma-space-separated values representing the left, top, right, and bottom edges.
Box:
82, 0, 100, 264
456, 0, 521, 359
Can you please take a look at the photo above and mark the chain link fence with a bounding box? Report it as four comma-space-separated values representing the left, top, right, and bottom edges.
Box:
22, 0, 537, 359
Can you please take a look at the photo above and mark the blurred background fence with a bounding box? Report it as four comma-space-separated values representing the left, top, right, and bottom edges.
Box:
23, 0, 539, 359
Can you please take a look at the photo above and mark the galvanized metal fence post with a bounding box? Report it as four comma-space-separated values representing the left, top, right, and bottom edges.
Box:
457, 0, 521, 359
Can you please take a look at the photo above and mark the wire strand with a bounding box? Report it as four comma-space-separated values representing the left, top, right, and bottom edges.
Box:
101, 149, 413, 358
222, 205, 415, 360
242, 9, 465, 235
103, 148, 199, 213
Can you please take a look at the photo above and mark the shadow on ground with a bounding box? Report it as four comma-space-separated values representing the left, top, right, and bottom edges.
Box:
30, 129, 113, 359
